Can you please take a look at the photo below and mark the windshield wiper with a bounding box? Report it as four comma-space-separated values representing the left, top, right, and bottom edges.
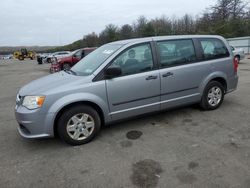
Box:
64, 69, 77, 75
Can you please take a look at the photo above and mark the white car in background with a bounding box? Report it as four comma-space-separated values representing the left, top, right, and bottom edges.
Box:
45, 51, 71, 63
231, 46, 245, 62
1, 54, 13, 60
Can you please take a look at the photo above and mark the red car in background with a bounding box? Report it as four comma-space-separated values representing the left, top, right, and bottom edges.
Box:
50, 47, 96, 73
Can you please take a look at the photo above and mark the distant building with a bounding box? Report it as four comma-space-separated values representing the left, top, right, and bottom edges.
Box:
227, 36, 250, 54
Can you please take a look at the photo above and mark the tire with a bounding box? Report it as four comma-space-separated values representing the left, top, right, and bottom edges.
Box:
200, 81, 225, 110
49, 67, 53, 73
47, 58, 51, 63
57, 105, 101, 145
62, 63, 70, 70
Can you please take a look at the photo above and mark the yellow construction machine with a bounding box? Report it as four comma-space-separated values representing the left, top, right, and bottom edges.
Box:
13, 49, 36, 60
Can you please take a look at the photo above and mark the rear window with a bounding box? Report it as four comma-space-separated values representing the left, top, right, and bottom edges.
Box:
199, 38, 229, 60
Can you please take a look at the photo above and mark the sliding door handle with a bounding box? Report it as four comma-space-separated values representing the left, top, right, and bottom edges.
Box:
162, 72, 174, 77
146, 75, 158, 80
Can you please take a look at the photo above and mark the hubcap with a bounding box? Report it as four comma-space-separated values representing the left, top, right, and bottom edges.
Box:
66, 113, 95, 141
207, 86, 222, 107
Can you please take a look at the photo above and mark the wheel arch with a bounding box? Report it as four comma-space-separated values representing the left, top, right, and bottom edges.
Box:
209, 77, 227, 92
53, 101, 105, 137
200, 72, 228, 94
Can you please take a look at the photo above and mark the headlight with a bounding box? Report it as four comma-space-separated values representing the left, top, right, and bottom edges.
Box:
22, 96, 45, 110
51, 57, 57, 64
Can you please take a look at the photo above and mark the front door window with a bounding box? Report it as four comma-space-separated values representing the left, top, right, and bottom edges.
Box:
110, 43, 154, 76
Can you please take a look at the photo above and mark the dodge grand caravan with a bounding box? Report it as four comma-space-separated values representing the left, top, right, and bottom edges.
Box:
15, 35, 238, 145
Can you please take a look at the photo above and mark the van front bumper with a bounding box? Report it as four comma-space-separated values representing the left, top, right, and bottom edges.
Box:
15, 105, 54, 139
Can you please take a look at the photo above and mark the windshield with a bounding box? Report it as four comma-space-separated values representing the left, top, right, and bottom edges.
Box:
71, 43, 122, 76
69, 49, 79, 56
53, 51, 70, 56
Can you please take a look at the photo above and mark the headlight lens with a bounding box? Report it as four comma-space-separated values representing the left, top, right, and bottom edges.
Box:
22, 96, 45, 110
51, 57, 58, 64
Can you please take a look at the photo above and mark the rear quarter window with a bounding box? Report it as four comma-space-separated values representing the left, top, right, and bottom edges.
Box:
199, 38, 229, 60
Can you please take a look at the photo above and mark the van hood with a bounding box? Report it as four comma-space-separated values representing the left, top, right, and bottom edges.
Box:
19, 71, 87, 96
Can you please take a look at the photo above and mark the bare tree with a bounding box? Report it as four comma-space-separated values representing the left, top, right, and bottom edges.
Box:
134, 16, 148, 37
83, 32, 99, 47
211, 0, 231, 21
47, 0, 250, 52
229, 0, 248, 19
150, 16, 172, 35
99, 24, 119, 44
119, 24, 134, 39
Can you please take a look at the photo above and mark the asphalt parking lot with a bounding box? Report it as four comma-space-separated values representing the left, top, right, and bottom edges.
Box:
0, 58, 250, 188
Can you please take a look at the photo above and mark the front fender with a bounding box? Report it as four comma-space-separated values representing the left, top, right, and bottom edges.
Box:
46, 93, 110, 131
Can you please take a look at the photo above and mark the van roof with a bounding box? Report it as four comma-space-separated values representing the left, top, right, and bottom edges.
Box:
109, 35, 224, 45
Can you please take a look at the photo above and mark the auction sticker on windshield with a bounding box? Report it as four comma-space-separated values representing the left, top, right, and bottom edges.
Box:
103, 50, 114, 54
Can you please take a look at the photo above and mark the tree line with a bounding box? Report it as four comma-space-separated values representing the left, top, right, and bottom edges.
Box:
50, 0, 250, 52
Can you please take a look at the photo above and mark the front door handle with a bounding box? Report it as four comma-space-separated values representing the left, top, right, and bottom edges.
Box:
146, 75, 158, 80
162, 72, 174, 77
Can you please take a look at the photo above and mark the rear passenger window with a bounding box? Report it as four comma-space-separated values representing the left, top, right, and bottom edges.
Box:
200, 39, 229, 60
157, 39, 197, 67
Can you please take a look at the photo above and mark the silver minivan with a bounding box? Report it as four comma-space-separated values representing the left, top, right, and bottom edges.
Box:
15, 35, 239, 145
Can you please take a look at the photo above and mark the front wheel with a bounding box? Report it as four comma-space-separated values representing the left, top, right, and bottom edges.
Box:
200, 81, 225, 110
62, 63, 70, 70
18, 56, 24, 61
57, 105, 101, 145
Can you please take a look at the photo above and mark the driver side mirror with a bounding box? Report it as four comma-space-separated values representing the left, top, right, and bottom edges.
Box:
104, 66, 122, 79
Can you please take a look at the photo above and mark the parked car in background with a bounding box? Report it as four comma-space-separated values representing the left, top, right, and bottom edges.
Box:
50, 47, 96, 73
45, 51, 71, 63
37, 53, 51, 64
2, 54, 13, 60
231, 46, 245, 62
15, 35, 238, 145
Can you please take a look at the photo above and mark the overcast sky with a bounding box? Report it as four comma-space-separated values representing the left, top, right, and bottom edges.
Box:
0, 0, 216, 46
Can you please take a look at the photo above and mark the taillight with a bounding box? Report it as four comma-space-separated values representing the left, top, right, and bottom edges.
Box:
233, 57, 239, 73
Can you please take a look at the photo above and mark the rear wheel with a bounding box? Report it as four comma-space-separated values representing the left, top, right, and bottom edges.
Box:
200, 81, 225, 110
57, 105, 101, 145
18, 56, 24, 61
